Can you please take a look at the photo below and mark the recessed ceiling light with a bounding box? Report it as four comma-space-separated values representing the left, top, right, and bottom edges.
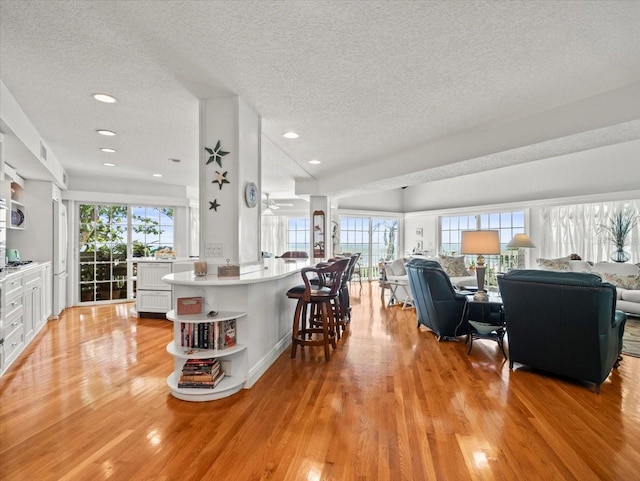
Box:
100, 147, 116, 153
153, 173, 163, 178
103, 162, 116, 167
92, 93, 118, 103
96, 129, 116, 136
283, 131, 299, 139
308, 159, 321, 165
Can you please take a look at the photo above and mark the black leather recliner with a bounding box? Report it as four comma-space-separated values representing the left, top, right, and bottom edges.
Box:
498, 269, 626, 393
406, 258, 467, 340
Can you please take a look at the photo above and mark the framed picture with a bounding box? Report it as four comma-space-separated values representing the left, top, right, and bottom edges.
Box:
416, 241, 423, 252
416, 228, 423, 237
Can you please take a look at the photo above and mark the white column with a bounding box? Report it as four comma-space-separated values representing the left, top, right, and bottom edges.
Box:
199, 97, 262, 272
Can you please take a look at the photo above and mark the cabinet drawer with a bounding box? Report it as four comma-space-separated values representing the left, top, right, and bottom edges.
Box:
25, 268, 43, 287
137, 263, 173, 290
4, 322, 25, 365
3, 274, 24, 301
4, 291, 24, 319
4, 306, 24, 339
137, 290, 172, 313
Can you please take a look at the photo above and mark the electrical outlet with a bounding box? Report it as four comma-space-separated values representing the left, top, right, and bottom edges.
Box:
205, 242, 223, 257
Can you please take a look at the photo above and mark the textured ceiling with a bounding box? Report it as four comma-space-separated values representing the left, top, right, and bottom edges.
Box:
1, 0, 640, 201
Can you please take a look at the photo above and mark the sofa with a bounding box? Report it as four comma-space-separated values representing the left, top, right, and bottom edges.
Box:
385, 255, 477, 291
498, 269, 626, 393
536, 257, 640, 316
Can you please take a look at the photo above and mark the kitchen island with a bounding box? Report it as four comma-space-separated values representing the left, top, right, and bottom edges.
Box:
162, 258, 308, 399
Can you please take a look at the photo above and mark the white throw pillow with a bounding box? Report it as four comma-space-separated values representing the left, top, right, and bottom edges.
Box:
568, 260, 592, 273
536, 257, 571, 271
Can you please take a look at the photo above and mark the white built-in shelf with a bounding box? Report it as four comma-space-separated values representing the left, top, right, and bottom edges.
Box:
166, 309, 247, 324
166, 308, 248, 402
166, 371, 246, 402
166, 341, 246, 359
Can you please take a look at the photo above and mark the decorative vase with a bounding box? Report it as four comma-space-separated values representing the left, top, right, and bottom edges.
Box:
611, 248, 630, 263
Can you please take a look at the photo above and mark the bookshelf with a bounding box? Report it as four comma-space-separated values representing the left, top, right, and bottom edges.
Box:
166, 309, 247, 401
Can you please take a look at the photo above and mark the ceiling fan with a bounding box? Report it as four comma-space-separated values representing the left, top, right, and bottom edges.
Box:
262, 193, 293, 214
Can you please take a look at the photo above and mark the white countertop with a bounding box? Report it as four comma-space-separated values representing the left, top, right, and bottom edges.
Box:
127, 257, 194, 263
0, 261, 50, 282
162, 258, 310, 286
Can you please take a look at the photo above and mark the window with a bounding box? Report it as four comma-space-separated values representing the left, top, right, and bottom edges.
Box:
440, 210, 525, 278
440, 214, 477, 255
79, 204, 174, 303
288, 217, 310, 252
131, 206, 175, 257
339, 216, 399, 280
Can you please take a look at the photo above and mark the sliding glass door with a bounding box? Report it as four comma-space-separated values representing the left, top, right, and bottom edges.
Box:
78, 204, 175, 303
338, 216, 399, 280
79, 205, 128, 302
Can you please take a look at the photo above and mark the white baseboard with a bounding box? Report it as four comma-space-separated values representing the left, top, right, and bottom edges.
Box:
245, 330, 292, 388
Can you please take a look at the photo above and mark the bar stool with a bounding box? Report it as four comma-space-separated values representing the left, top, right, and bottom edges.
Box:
287, 258, 350, 361
335, 253, 360, 337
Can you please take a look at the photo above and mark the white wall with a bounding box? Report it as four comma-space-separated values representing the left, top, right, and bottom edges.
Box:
402, 140, 640, 212
400, 140, 640, 261
1, 80, 66, 188
337, 188, 404, 212
64, 177, 195, 258
68, 175, 194, 200
6, 180, 55, 262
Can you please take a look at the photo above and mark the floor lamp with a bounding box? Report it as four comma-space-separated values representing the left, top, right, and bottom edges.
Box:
461, 230, 501, 301
506, 233, 536, 269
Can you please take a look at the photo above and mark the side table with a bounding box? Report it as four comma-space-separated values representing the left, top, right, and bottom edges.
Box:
461, 293, 507, 358
386, 279, 413, 309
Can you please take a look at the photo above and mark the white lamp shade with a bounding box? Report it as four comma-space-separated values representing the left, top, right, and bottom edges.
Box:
507, 233, 536, 248
460, 230, 501, 255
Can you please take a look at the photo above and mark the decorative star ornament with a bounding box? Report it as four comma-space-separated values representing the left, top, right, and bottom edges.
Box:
213, 170, 230, 190
209, 199, 220, 211
205, 140, 229, 167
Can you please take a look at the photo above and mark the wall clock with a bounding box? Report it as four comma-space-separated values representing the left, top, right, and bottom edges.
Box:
245, 182, 258, 208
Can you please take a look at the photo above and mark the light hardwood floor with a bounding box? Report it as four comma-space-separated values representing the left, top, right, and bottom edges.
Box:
1, 283, 640, 481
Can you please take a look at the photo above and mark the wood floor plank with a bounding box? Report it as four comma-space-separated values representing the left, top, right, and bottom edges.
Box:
1, 283, 640, 480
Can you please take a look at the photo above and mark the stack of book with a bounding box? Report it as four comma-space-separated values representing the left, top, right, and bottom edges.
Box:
177, 358, 225, 389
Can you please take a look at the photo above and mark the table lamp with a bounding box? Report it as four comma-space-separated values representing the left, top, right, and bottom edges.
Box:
460, 230, 501, 301
506, 233, 536, 269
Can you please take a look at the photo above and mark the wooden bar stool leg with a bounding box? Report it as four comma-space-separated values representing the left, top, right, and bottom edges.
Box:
327, 302, 337, 350
321, 303, 331, 361
291, 299, 304, 358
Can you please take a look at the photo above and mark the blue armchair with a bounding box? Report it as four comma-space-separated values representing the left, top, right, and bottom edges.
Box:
406, 258, 468, 340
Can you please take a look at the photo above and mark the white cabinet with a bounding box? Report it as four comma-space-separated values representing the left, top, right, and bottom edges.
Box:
43, 263, 52, 320
1, 264, 49, 376
24, 269, 43, 340
135, 261, 173, 315
166, 309, 247, 402
2, 273, 25, 373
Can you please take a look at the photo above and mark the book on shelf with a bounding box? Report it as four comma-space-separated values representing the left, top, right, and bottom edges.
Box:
220, 319, 236, 349
180, 365, 221, 382
182, 358, 220, 370
180, 319, 237, 351
177, 368, 226, 389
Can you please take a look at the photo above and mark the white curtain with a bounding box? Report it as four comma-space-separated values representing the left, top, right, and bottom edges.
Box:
539, 199, 640, 263
260, 215, 289, 256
